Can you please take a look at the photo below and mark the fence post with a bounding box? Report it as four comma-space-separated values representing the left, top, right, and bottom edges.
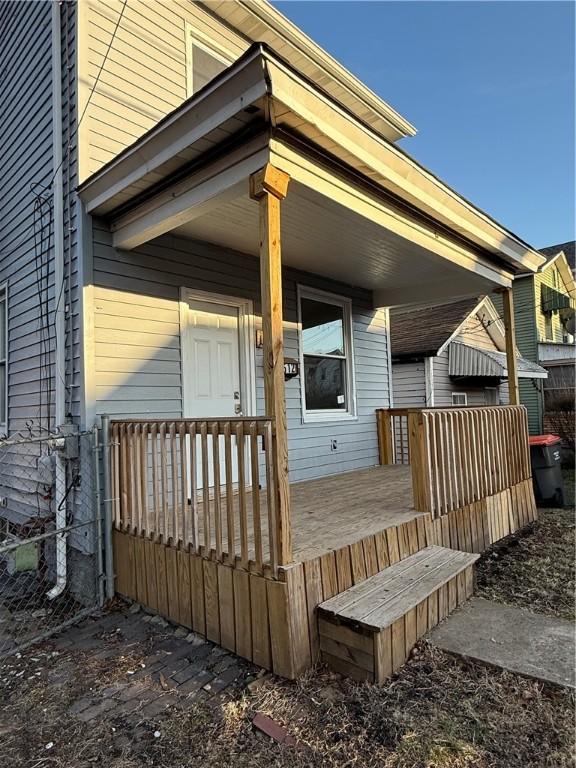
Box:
408, 411, 431, 515
376, 409, 394, 465
101, 414, 115, 600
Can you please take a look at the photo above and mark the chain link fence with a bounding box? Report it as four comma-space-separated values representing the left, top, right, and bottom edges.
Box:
0, 428, 104, 658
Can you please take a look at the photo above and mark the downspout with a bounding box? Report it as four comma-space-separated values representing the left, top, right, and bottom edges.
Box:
47, 0, 68, 600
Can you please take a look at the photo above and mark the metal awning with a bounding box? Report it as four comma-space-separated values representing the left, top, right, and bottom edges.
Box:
541, 284, 575, 313
449, 343, 548, 379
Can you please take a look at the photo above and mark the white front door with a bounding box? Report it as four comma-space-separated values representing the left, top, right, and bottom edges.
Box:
184, 298, 242, 419
180, 290, 255, 491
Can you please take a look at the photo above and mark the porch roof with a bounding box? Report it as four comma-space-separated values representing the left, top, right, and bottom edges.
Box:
449, 342, 548, 380
78, 45, 545, 304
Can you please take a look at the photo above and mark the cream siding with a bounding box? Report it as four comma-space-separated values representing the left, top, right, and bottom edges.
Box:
455, 312, 499, 351
80, 0, 250, 180
92, 222, 392, 482
535, 264, 572, 344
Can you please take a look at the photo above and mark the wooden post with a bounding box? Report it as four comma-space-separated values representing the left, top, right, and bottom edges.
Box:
250, 164, 292, 566
408, 412, 431, 515
502, 287, 519, 405
376, 409, 394, 465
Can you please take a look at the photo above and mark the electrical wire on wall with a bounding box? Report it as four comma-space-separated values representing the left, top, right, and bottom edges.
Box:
32, 185, 54, 436
2, 1, 128, 438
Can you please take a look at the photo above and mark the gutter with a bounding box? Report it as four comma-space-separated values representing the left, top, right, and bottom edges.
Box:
221, 0, 417, 139
48, 2, 67, 601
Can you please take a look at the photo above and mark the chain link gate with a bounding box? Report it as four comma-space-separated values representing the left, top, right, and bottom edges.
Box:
0, 427, 108, 658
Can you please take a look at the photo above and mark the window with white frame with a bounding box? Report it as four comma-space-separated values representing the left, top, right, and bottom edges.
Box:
298, 287, 355, 420
452, 392, 468, 406
186, 26, 230, 96
0, 287, 7, 430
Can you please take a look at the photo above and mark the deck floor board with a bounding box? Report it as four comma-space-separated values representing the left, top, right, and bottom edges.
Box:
138, 464, 423, 566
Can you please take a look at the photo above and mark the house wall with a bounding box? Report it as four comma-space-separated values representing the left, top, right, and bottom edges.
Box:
0, 6, 96, 604
79, 0, 249, 181
0, 0, 55, 439
492, 281, 543, 433
431, 349, 508, 407
456, 313, 498, 351
0, 2, 82, 436
391, 309, 510, 409
535, 262, 573, 344
90, 222, 392, 482
391, 362, 426, 408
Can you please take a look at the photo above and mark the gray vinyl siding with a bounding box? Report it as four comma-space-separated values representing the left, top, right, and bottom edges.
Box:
493, 278, 542, 433
62, 1, 82, 426
91, 222, 392, 483
0, 2, 80, 436
391, 362, 426, 408
0, 0, 55, 438
432, 349, 508, 407
0, 2, 85, 525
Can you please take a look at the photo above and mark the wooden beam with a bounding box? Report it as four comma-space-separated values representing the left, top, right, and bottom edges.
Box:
250, 164, 290, 200
250, 164, 292, 566
501, 288, 519, 405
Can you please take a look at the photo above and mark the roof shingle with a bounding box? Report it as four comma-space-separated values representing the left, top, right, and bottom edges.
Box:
539, 241, 575, 272
390, 296, 482, 359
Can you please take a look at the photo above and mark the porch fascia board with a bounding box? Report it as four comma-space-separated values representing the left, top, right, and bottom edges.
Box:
270, 138, 514, 293
78, 48, 269, 214
78, 45, 543, 277
110, 134, 271, 250
264, 56, 544, 275
202, 0, 417, 142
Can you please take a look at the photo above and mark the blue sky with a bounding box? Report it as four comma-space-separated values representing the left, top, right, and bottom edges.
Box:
273, 1, 575, 249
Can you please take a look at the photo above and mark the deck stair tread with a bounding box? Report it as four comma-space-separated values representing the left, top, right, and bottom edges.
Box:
318, 545, 479, 631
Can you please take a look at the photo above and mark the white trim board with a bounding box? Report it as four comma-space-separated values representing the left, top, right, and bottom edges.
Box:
184, 21, 234, 99
296, 284, 357, 424
424, 357, 435, 407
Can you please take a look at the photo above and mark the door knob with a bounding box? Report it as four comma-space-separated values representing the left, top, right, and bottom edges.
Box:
234, 403, 242, 414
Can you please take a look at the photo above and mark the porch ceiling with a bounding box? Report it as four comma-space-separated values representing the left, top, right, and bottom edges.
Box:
78, 45, 545, 281
172, 179, 501, 306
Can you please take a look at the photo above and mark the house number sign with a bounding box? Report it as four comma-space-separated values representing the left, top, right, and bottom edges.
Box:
284, 358, 300, 380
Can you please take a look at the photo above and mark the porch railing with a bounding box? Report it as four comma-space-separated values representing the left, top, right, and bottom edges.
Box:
110, 418, 283, 574
377, 406, 531, 518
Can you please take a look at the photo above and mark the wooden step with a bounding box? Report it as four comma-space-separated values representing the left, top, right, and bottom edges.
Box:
317, 545, 479, 683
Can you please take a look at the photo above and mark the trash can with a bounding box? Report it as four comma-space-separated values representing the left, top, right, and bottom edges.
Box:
528, 435, 565, 507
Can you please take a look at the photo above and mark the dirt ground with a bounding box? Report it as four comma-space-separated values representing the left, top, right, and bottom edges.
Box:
1, 484, 575, 768
1, 617, 574, 767
476, 501, 575, 621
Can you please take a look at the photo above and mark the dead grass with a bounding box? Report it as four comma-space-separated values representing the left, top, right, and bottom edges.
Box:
2, 488, 575, 768
476, 505, 575, 620
1, 641, 574, 768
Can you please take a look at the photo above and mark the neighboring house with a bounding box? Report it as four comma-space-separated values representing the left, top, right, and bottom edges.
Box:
390, 296, 547, 409
493, 242, 575, 434
1, 1, 546, 678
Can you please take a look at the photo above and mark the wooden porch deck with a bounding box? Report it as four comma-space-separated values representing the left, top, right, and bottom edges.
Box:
147, 464, 421, 567
287, 465, 419, 562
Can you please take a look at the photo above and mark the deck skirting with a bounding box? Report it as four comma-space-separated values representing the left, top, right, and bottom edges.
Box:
113, 477, 536, 678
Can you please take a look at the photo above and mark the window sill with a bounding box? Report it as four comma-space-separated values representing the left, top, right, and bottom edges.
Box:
301, 412, 358, 425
